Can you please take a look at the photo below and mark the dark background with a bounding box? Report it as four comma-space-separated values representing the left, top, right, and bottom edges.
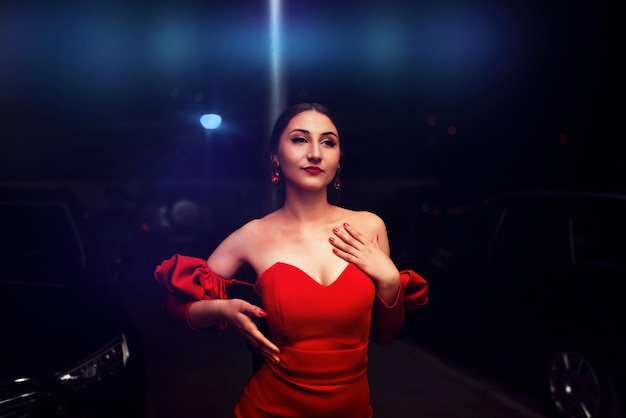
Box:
1, 0, 620, 203
1, 3, 619, 416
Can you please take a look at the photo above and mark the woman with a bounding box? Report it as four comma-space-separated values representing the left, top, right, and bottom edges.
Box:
154, 102, 428, 417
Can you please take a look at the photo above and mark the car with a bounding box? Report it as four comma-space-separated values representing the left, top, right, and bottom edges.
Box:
400, 189, 626, 418
0, 185, 146, 418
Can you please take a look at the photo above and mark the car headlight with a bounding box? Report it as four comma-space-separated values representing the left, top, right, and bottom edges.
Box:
55, 334, 130, 392
0, 377, 39, 417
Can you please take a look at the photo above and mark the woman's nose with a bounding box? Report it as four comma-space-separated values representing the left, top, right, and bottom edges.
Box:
307, 143, 322, 161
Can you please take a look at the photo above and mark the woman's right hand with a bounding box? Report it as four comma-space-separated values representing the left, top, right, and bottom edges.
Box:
213, 299, 281, 363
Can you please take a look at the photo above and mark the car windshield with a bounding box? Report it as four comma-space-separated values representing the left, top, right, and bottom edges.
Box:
0, 202, 87, 285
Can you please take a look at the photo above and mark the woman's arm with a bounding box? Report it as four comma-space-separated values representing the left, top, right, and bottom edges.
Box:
154, 223, 251, 327
155, 220, 281, 362
330, 213, 401, 304
329, 212, 427, 344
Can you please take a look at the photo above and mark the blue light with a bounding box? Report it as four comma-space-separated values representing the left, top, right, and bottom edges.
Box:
200, 114, 222, 130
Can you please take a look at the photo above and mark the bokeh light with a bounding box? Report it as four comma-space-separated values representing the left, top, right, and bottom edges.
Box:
200, 113, 222, 130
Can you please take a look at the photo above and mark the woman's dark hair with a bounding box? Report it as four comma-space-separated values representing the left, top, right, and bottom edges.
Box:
268, 102, 345, 206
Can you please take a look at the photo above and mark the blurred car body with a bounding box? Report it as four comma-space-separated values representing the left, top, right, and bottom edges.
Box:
402, 190, 626, 418
0, 186, 146, 417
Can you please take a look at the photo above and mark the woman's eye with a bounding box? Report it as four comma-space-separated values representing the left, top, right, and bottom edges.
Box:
322, 139, 337, 147
291, 137, 307, 143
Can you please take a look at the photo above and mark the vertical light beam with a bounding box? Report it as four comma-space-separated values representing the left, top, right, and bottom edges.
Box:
268, 0, 285, 128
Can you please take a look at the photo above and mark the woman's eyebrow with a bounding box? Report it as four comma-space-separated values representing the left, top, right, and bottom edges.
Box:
288, 129, 338, 137
288, 128, 310, 135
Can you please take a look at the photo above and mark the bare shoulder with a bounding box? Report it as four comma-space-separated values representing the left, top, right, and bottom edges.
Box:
206, 217, 268, 277
220, 217, 268, 251
342, 207, 387, 227
216, 213, 280, 258
339, 208, 391, 254
339, 207, 387, 236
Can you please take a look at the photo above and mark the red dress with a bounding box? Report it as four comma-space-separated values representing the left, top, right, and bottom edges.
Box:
154, 255, 428, 418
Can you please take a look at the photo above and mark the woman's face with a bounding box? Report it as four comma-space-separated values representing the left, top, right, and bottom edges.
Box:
272, 110, 340, 191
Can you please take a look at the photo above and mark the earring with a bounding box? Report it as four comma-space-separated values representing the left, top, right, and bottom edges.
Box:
271, 165, 281, 183
333, 175, 341, 190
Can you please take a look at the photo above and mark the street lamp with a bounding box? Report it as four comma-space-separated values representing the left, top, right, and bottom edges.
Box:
200, 113, 222, 131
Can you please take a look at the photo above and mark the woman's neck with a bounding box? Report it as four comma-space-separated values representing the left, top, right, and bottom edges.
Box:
280, 189, 336, 224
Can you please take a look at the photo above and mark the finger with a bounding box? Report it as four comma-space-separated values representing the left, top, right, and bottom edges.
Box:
333, 225, 364, 248
329, 234, 359, 258
248, 306, 268, 318
237, 317, 279, 352
247, 330, 280, 362
331, 245, 359, 265
341, 222, 369, 244
237, 300, 268, 318
241, 327, 277, 350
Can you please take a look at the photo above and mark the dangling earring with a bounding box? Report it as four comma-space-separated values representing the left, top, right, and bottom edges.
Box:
271, 164, 281, 183
333, 175, 341, 190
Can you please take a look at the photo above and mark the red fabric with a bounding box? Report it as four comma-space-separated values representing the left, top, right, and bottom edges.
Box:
160, 295, 199, 330
241, 262, 376, 417
400, 269, 429, 310
370, 269, 429, 344
153, 254, 252, 330
154, 254, 242, 300
153, 255, 429, 416
370, 286, 405, 345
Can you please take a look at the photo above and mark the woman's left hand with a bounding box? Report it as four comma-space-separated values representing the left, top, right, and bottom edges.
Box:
329, 223, 400, 294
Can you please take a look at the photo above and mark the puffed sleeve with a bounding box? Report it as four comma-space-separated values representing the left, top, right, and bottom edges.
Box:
154, 254, 253, 331
370, 269, 428, 344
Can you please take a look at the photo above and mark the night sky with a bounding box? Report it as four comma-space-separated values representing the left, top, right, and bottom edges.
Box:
1, 0, 620, 196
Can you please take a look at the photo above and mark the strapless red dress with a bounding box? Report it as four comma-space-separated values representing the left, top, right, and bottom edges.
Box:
154, 255, 428, 418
